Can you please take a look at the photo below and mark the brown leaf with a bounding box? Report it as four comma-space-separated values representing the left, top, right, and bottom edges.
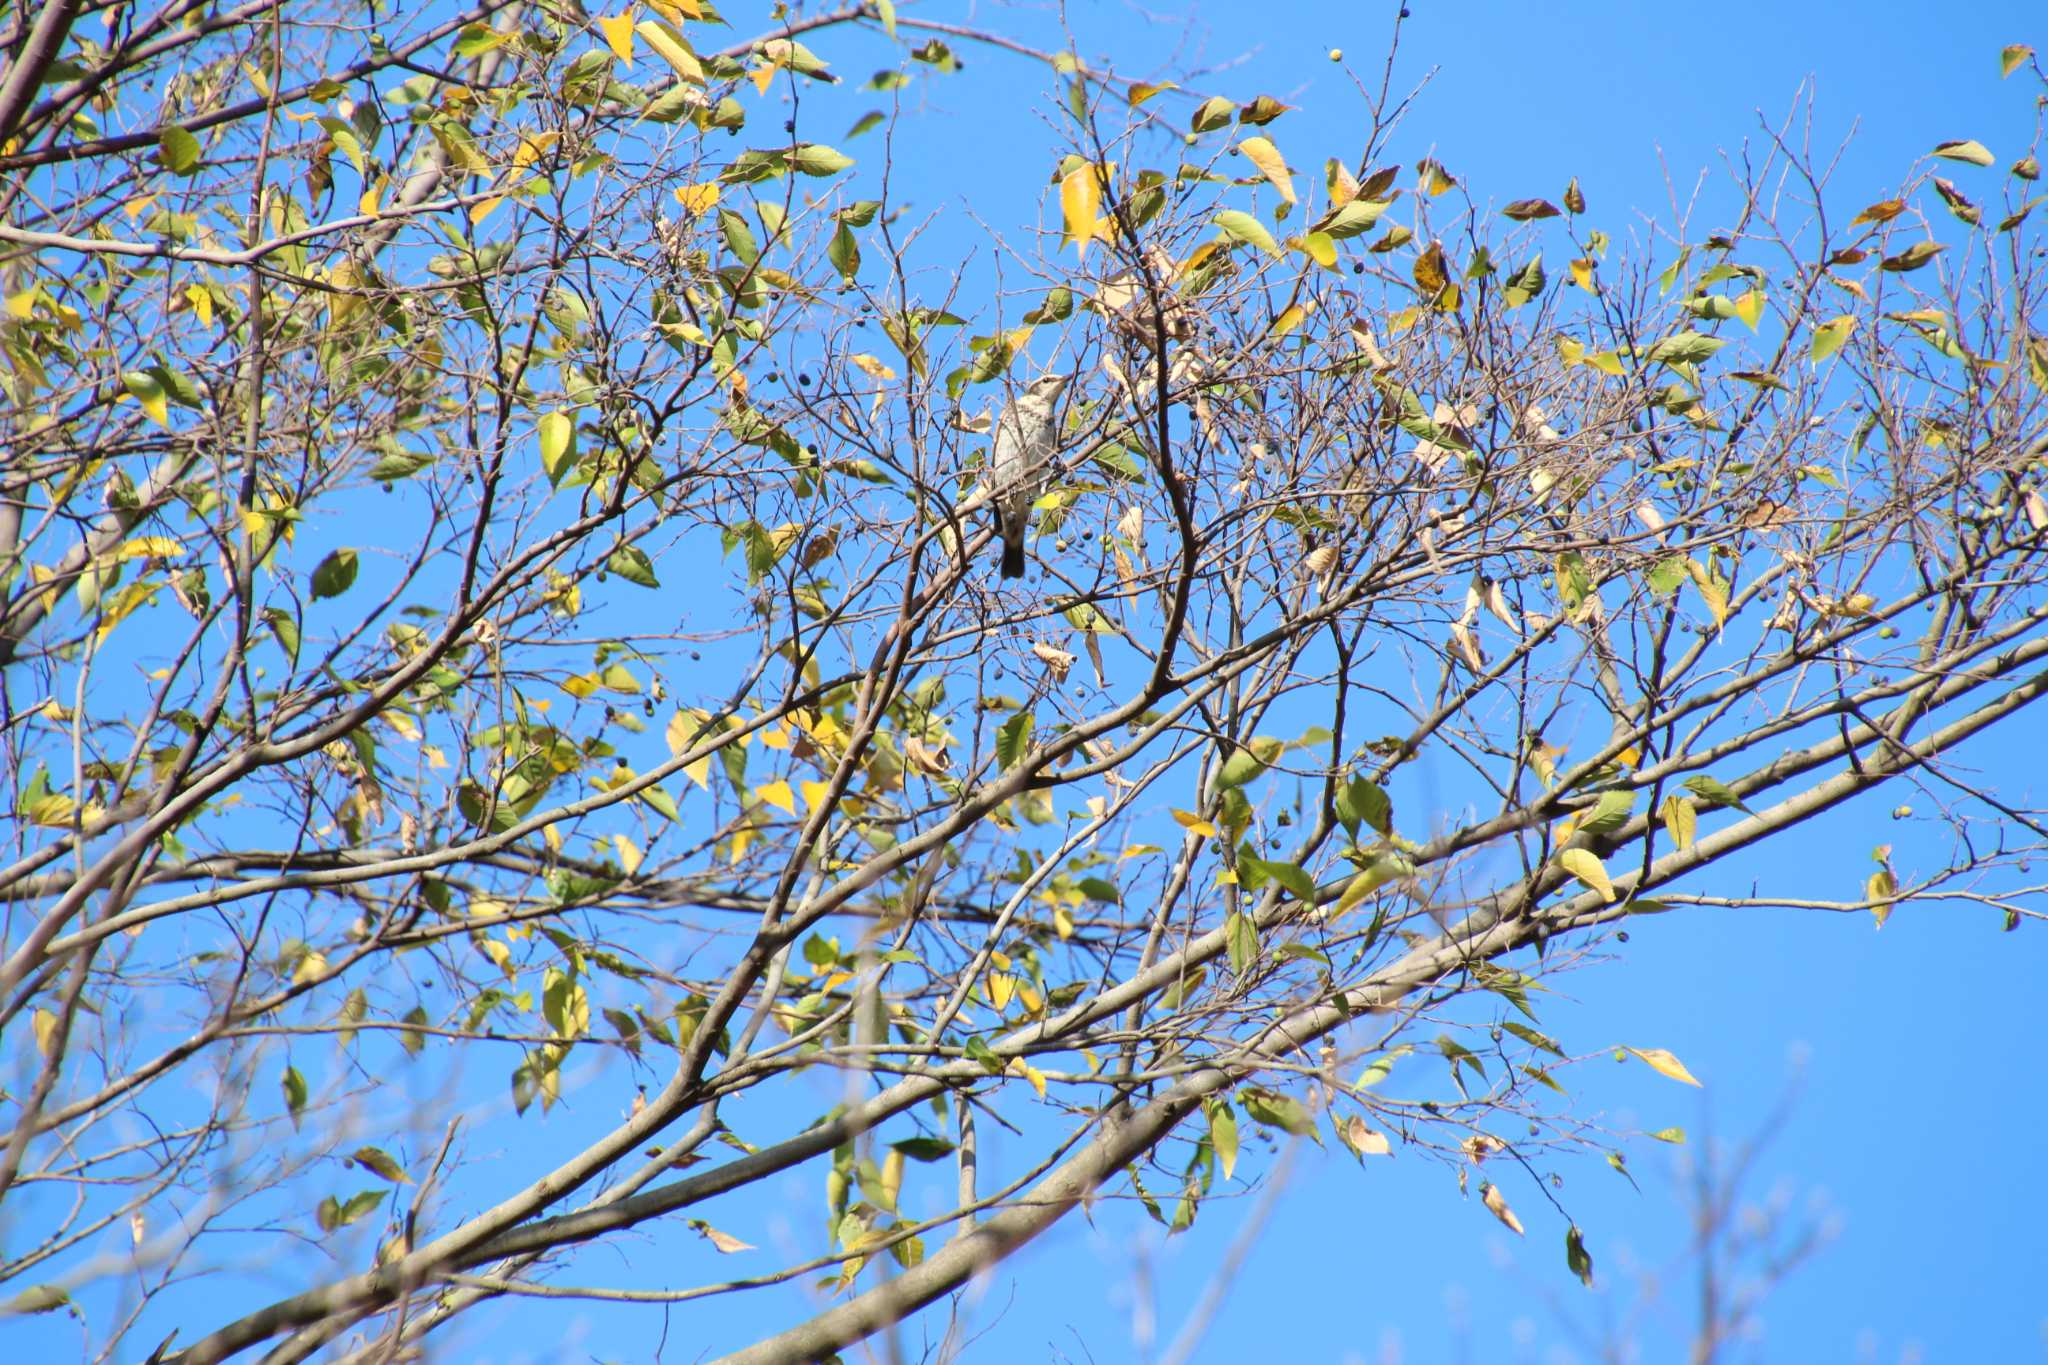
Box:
1031, 642, 1077, 684
1412, 240, 1449, 297
1850, 198, 1904, 227
1482, 1182, 1525, 1235
1502, 198, 1561, 221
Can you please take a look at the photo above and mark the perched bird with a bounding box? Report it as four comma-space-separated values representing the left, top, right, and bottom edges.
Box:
990, 371, 1072, 578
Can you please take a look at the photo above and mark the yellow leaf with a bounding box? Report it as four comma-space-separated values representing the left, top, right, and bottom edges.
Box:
1625, 1046, 1703, 1087
1931, 138, 1995, 167
1733, 289, 1764, 331
184, 284, 213, 328
512, 132, 559, 170
613, 833, 643, 874
32, 1007, 58, 1056
1809, 314, 1856, 362
1268, 302, 1308, 337
116, 536, 183, 561
1128, 80, 1177, 107
1867, 867, 1897, 927
122, 373, 169, 427
1685, 558, 1729, 629
848, 352, 896, 381
598, 11, 637, 62
1569, 257, 1596, 292
469, 196, 504, 225
1299, 230, 1337, 270
292, 950, 329, 986
243, 61, 272, 98
1008, 1057, 1048, 1098
753, 779, 796, 814
799, 779, 833, 812
1659, 794, 1697, 850
727, 824, 756, 863
747, 64, 774, 96
673, 181, 720, 215
1237, 135, 1295, 205
1171, 809, 1217, 839
1053, 905, 1075, 940
986, 971, 1016, 1010
1557, 847, 1615, 902
636, 20, 703, 82
1061, 163, 1103, 256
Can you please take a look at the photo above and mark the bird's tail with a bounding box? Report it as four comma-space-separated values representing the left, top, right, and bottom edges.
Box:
1001, 538, 1026, 578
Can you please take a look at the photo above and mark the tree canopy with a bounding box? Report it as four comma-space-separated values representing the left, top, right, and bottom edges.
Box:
1, 4, 2044, 1361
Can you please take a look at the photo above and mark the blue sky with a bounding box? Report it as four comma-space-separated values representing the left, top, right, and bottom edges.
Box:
9, 3, 2046, 1362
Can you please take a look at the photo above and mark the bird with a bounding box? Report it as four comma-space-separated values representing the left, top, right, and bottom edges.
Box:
990, 371, 1072, 578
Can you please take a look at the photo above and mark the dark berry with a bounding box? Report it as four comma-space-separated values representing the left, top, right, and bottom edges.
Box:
797, 373, 811, 386
783, 120, 795, 133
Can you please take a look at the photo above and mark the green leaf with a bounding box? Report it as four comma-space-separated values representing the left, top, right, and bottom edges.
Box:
1502, 1021, 1565, 1058
1241, 1087, 1318, 1140
997, 711, 1034, 770
1208, 1099, 1239, 1180
281, 1065, 308, 1126
642, 784, 679, 821
1224, 910, 1259, 974
606, 545, 660, 588
1214, 736, 1283, 789
311, 548, 359, 599
351, 1145, 413, 1184
1576, 789, 1634, 836
399, 1006, 428, 1056
828, 222, 860, 281
718, 209, 759, 265
1214, 209, 1281, 256
1879, 240, 1945, 273
1190, 95, 1234, 133
791, 143, 854, 176
890, 1137, 956, 1161
4, 1284, 72, 1314
157, 124, 202, 174
1809, 315, 1856, 362
1565, 1225, 1595, 1287
1680, 774, 1751, 812
1239, 855, 1315, 900
1334, 776, 1392, 836
1314, 197, 1391, 239
1502, 255, 1545, 307
263, 606, 300, 664
1645, 330, 1724, 366
538, 410, 576, 484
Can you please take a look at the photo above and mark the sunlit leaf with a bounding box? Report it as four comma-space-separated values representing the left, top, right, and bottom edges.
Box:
1624, 1046, 1702, 1086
